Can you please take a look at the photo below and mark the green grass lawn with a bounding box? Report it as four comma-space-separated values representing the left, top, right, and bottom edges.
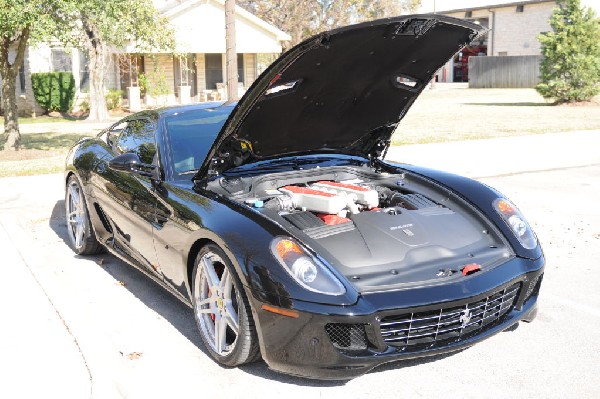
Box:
0, 115, 82, 125
392, 88, 600, 144
0, 132, 93, 177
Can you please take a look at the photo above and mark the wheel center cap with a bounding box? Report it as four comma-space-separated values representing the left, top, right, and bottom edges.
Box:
216, 296, 224, 310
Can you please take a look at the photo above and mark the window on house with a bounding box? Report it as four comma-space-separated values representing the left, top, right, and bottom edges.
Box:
18, 63, 26, 94
79, 51, 90, 92
205, 53, 245, 90
237, 53, 245, 86
498, 51, 508, 56
205, 54, 223, 90
51, 49, 72, 72
257, 53, 278, 75
516, 5, 524, 12
173, 54, 197, 96
465, 11, 472, 18
119, 55, 145, 90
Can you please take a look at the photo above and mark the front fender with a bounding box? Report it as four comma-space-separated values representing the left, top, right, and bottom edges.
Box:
160, 183, 359, 308
382, 161, 543, 260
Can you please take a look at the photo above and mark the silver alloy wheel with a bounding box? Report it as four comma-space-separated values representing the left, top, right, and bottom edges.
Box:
66, 180, 86, 250
194, 251, 240, 356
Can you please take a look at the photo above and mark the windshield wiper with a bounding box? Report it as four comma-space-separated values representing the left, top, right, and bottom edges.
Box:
180, 169, 199, 175
224, 156, 366, 176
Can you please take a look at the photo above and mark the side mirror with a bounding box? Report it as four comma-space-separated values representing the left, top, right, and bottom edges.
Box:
109, 152, 157, 178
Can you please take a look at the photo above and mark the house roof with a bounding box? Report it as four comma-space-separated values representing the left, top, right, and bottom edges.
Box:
143, 0, 290, 54
128, 0, 290, 53
162, 0, 290, 42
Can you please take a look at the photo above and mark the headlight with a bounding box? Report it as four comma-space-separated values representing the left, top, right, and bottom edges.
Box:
493, 198, 538, 250
271, 237, 346, 295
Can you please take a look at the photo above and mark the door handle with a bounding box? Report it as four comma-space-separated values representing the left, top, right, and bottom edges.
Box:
154, 213, 169, 225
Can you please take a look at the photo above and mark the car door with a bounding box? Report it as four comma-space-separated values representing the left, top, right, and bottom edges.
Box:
95, 117, 162, 277
151, 107, 232, 297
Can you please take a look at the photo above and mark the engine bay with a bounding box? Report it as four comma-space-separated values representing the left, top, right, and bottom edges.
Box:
209, 165, 512, 291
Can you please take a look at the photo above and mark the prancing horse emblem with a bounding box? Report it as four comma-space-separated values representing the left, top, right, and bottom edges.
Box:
459, 309, 472, 327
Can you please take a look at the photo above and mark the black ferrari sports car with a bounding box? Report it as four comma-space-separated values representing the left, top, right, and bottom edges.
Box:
64, 14, 544, 379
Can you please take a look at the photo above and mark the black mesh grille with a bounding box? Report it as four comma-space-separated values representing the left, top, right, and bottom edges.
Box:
380, 283, 521, 351
525, 274, 543, 299
325, 323, 368, 351
397, 193, 439, 209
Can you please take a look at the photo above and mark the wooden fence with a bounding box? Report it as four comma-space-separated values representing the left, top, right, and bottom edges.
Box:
468, 55, 542, 88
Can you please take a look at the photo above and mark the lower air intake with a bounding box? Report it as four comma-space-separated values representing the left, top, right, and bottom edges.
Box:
325, 323, 368, 351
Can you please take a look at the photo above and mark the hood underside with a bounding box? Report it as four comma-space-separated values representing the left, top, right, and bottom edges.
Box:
198, 15, 485, 178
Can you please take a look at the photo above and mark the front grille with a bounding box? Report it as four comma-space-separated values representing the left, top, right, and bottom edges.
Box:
325, 323, 368, 351
380, 283, 521, 351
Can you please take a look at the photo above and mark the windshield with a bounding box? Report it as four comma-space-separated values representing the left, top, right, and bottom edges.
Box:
164, 106, 233, 179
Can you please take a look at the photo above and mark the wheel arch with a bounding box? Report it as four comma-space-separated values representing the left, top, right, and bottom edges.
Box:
65, 170, 77, 187
186, 238, 215, 292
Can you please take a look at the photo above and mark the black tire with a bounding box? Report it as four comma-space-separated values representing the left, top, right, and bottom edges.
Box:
65, 175, 103, 255
191, 244, 260, 366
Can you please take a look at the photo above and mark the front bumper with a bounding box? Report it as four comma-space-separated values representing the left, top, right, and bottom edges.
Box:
248, 256, 544, 380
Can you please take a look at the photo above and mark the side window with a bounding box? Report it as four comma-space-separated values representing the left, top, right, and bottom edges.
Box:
107, 121, 127, 148
115, 119, 157, 165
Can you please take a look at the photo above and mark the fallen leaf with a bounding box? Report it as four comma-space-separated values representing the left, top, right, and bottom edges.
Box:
126, 352, 143, 360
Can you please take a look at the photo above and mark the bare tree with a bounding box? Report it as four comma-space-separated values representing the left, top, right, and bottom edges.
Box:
239, 0, 422, 48
240, 0, 315, 49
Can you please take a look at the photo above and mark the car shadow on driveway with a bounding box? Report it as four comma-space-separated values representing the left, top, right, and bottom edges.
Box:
49, 200, 207, 354
48, 199, 474, 386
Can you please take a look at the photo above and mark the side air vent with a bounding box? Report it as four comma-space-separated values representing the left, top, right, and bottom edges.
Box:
94, 203, 113, 233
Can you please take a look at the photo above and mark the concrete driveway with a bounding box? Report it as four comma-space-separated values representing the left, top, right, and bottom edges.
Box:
1, 131, 599, 399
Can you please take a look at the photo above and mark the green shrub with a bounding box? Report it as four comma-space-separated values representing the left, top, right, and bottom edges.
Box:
31, 72, 76, 112
536, 0, 600, 103
79, 99, 90, 113
138, 73, 148, 97
105, 89, 124, 110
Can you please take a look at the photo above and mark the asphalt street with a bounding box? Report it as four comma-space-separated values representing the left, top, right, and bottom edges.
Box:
0, 131, 599, 399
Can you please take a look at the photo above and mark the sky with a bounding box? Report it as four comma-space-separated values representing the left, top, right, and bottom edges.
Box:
418, 0, 600, 14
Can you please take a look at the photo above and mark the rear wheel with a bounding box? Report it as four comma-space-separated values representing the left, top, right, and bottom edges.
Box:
192, 244, 260, 366
65, 175, 102, 255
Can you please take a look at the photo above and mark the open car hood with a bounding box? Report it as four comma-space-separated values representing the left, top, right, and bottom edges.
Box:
197, 14, 485, 179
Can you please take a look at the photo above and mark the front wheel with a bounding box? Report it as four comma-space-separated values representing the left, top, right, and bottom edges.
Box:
192, 244, 260, 366
65, 175, 102, 255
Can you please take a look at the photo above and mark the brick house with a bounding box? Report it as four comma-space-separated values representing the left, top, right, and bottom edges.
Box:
2, 0, 290, 116
418, 0, 599, 83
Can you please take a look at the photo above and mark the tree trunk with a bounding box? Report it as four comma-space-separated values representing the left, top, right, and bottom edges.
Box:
0, 28, 29, 151
2, 76, 20, 150
82, 19, 109, 122
225, 0, 238, 101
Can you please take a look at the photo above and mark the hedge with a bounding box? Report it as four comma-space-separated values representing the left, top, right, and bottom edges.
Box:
31, 72, 76, 112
